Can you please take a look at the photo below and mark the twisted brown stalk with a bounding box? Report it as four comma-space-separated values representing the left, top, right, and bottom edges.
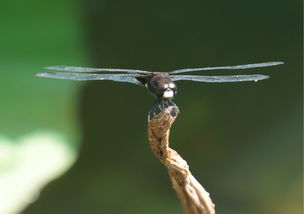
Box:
147, 106, 215, 214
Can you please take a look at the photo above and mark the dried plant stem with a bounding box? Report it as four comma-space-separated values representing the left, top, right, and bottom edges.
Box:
147, 106, 215, 214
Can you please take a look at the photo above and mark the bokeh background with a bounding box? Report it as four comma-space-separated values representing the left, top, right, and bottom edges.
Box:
0, 0, 302, 213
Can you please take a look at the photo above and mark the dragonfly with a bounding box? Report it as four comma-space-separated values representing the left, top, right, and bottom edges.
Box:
34, 61, 284, 121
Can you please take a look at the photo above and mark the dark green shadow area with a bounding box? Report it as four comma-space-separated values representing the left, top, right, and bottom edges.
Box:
1, 0, 301, 214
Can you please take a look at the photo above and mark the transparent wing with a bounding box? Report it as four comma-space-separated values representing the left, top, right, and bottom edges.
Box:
169, 61, 284, 74
45, 66, 153, 74
34, 72, 143, 85
170, 74, 269, 83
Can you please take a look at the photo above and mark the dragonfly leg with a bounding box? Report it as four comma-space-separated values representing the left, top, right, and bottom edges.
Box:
162, 99, 167, 108
165, 99, 170, 108
148, 98, 161, 122
168, 99, 177, 107
147, 99, 177, 122
158, 101, 163, 112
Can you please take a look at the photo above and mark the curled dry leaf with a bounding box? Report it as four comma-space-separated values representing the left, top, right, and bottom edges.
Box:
147, 106, 215, 214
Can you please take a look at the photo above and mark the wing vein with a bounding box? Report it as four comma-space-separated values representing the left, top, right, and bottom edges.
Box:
45, 66, 152, 74
169, 61, 284, 74
34, 72, 143, 85
170, 74, 269, 83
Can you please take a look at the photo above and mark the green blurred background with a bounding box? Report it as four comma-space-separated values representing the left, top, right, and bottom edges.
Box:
0, 0, 302, 213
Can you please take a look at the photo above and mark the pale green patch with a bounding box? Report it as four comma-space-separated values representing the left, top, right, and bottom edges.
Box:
0, 132, 76, 214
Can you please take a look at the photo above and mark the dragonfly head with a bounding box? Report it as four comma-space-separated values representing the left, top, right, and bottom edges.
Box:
157, 82, 177, 99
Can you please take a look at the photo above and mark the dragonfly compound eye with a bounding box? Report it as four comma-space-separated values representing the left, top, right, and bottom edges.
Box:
168, 82, 177, 94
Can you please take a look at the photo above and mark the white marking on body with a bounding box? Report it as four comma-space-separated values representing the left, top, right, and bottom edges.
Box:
163, 90, 174, 98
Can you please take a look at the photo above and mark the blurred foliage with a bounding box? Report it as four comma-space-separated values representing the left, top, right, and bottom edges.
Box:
1, 0, 85, 213
0, 0, 85, 137
0, 132, 75, 214
0, 0, 302, 213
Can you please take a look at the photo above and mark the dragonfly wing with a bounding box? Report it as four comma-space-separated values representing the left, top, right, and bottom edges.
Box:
170, 74, 269, 83
169, 61, 284, 74
45, 66, 153, 74
34, 72, 143, 85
